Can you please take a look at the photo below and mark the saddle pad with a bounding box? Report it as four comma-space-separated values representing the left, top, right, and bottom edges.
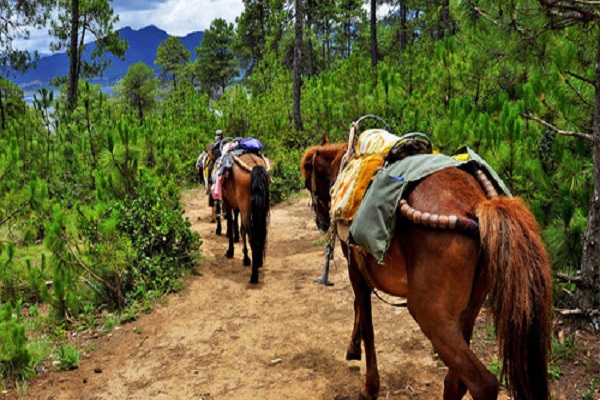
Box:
331, 154, 384, 221
349, 147, 511, 264
330, 129, 400, 222
355, 129, 400, 156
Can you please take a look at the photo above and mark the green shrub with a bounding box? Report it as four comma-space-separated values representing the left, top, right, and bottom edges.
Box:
57, 344, 79, 371
115, 173, 201, 297
0, 302, 31, 383
269, 149, 303, 204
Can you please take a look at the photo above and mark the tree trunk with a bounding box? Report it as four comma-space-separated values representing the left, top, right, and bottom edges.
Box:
259, 0, 266, 62
399, 0, 408, 51
370, 0, 378, 86
293, 0, 303, 132
442, 0, 451, 36
67, 0, 79, 112
577, 24, 600, 314
307, 11, 316, 76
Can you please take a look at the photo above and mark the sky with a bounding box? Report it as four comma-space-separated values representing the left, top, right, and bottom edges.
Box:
14, 0, 245, 54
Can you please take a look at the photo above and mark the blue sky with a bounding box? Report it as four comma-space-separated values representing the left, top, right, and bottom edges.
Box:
15, 0, 244, 54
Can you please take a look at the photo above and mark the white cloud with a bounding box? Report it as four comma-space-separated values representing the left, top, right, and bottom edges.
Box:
13, 0, 244, 54
153, 0, 242, 36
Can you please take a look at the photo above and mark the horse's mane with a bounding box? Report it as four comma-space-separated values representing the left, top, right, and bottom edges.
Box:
301, 143, 347, 179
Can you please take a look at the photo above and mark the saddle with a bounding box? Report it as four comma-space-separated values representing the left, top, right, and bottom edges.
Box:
385, 133, 433, 164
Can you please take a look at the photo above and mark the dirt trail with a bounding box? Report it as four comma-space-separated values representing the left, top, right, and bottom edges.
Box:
19, 189, 450, 400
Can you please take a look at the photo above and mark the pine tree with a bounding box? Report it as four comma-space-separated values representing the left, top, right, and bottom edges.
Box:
0, 0, 56, 76
49, 0, 127, 111
155, 37, 190, 91
115, 62, 158, 124
194, 18, 238, 99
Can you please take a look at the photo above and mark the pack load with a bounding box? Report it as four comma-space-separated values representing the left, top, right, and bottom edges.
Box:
210, 137, 268, 200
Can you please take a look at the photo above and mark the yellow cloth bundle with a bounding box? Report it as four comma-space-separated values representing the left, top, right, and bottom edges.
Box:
331, 129, 400, 222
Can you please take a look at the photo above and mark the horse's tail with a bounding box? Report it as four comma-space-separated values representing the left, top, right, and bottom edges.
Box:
477, 197, 552, 400
249, 166, 270, 281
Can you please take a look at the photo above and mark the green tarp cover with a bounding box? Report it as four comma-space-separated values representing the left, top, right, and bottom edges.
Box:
348, 147, 511, 264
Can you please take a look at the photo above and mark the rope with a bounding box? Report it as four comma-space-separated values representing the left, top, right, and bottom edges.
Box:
372, 289, 408, 307
337, 122, 357, 179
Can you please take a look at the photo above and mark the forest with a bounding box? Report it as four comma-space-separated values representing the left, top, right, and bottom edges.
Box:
1, 0, 599, 395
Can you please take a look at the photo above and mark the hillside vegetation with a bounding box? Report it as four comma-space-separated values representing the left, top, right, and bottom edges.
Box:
1, 0, 599, 393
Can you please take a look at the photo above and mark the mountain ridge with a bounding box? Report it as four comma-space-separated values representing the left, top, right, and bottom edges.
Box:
14, 25, 204, 89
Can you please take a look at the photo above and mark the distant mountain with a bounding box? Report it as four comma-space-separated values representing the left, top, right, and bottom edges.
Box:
13, 25, 204, 89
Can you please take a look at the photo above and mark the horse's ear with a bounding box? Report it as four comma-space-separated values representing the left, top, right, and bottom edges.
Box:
300, 149, 316, 179
320, 135, 329, 145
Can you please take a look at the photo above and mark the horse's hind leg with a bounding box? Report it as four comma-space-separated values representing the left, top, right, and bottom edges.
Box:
442, 268, 490, 400
224, 206, 235, 259
241, 224, 251, 267
424, 316, 497, 400
233, 209, 240, 243
410, 278, 498, 399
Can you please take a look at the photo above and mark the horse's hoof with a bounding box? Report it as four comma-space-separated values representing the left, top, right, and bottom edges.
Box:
358, 391, 376, 400
243, 258, 251, 267
346, 349, 361, 361
250, 276, 259, 284
234, 237, 240, 243
216, 229, 222, 236
226, 250, 234, 259
210, 219, 216, 223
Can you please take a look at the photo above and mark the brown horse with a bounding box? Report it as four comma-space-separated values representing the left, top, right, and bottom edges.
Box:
198, 151, 240, 238
301, 141, 552, 400
221, 152, 270, 284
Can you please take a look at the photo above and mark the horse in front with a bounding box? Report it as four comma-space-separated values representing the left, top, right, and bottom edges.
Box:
301, 121, 552, 400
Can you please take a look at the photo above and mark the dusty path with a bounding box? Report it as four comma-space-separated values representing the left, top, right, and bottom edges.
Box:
20, 189, 450, 399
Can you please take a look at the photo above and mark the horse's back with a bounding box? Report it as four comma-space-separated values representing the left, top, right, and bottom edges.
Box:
407, 167, 486, 218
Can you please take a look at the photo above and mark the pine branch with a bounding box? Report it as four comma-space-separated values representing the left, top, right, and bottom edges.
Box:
471, 5, 500, 26
556, 272, 583, 282
521, 112, 594, 141
0, 202, 28, 227
567, 70, 595, 85
563, 77, 594, 107
540, 97, 592, 129
539, 0, 600, 20
0, 157, 14, 183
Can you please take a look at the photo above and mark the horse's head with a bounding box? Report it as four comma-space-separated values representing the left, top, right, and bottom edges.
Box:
301, 142, 347, 233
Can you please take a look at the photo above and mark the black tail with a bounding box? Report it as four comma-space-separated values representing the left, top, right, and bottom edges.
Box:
249, 166, 270, 283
